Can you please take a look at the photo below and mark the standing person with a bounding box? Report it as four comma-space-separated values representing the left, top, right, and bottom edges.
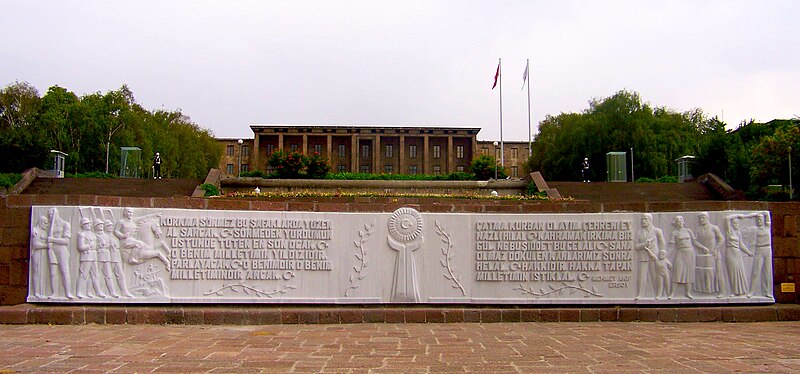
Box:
695, 212, 726, 296
725, 214, 754, 297
581, 157, 590, 182
634, 213, 665, 299
153, 152, 162, 179
46, 208, 74, 299
668, 215, 708, 299
76, 217, 106, 298
30, 215, 49, 298
748, 214, 773, 298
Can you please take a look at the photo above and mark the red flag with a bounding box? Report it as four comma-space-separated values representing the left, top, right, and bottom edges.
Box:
492, 61, 500, 89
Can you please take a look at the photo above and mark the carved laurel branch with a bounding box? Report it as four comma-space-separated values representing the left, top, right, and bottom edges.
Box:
204, 283, 296, 298
513, 283, 603, 298
435, 219, 466, 296
345, 221, 375, 297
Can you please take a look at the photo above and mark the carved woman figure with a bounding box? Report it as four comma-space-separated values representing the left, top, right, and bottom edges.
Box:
30, 215, 49, 298
748, 214, 773, 298
694, 212, 725, 295
668, 216, 707, 299
725, 214, 754, 296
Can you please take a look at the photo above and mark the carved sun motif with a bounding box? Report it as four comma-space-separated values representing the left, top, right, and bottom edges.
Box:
388, 207, 423, 243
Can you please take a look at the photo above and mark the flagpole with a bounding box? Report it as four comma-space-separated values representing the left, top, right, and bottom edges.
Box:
526, 59, 531, 158
499, 58, 504, 173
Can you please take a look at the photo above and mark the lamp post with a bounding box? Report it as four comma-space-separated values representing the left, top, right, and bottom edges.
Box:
789, 146, 793, 200
493, 141, 499, 179
237, 139, 243, 177
105, 110, 124, 174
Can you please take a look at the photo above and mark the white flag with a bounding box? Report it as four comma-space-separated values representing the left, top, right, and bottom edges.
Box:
521, 61, 529, 90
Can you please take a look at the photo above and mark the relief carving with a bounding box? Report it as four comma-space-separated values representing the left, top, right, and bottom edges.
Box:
387, 208, 424, 302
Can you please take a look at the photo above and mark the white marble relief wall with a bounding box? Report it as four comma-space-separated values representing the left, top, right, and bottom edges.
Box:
27, 206, 774, 304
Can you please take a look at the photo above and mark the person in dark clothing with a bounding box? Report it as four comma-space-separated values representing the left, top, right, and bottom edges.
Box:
581, 157, 590, 182
153, 152, 162, 179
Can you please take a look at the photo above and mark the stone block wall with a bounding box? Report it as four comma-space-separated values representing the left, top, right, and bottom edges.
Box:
1, 194, 797, 305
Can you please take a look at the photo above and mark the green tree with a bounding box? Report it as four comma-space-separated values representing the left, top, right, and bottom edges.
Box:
470, 154, 506, 180
0, 81, 46, 172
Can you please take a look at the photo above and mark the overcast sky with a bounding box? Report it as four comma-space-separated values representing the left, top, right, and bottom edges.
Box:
2, 1, 798, 141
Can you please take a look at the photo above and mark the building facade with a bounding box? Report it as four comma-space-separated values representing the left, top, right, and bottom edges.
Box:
218, 125, 530, 178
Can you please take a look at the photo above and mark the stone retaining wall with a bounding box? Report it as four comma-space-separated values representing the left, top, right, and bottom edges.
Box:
1, 194, 798, 306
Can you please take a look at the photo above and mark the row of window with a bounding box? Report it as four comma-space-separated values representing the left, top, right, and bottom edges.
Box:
246, 144, 467, 159
226, 164, 249, 174
230, 163, 518, 176
481, 146, 523, 159
226, 144, 251, 157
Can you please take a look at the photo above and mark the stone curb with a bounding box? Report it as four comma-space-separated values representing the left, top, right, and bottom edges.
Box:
1, 304, 798, 325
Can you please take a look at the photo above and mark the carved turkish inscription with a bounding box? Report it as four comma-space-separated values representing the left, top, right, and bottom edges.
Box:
474, 220, 634, 295
163, 217, 333, 282
27, 207, 773, 304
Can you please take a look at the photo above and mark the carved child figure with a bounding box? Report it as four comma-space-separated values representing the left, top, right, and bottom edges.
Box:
648, 249, 672, 299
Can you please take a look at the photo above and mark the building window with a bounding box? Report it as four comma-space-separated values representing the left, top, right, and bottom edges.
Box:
266, 144, 275, 155
226, 145, 235, 156
241, 164, 249, 173
457, 165, 464, 172
409, 145, 417, 158
409, 165, 418, 175
482, 147, 488, 155
433, 145, 440, 159
314, 144, 322, 155
457, 145, 464, 159
511, 147, 517, 159
511, 166, 518, 177
360, 164, 370, 173
362, 144, 370, 158
337, 164, 346, 172
433, 165, 441, 175
226, 164, 234, 174
495, 148, 500, 159
267, 166, 274, 174
385, 144, 393, 158
338, 144, 346, 158
242, 145, 250, 157
290, 144, 298, 152
384, 164, 393, 173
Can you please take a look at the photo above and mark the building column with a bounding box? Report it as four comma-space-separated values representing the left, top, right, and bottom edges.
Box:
351, 135, 358, 173
253, 133, 260, 171
447, 135, 454, 174
278, 133, 284, 152
326, 135, 332, 167
423, 135, 429, 174
399, 135, 405, 174
302, 134, 308, 155
375, 134, 381, 174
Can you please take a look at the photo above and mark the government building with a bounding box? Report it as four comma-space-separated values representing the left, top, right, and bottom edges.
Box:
218, 125, 530, 178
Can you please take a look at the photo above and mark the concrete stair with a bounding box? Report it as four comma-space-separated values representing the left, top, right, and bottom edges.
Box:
22, 177, 201, 197
548, 181, 719, 202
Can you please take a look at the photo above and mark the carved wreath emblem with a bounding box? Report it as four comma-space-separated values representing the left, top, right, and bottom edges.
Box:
388, 207, 423, 243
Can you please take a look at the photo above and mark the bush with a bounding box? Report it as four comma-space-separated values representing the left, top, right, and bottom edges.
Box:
66, 171, 117, 178
241, 170, 271, 178
200, 183, 220, 196
0, 173, 22, 189
305, 153, 331, 179
326, 172, 478, 181
470, 155, 507, 180
635, 175, 679, 183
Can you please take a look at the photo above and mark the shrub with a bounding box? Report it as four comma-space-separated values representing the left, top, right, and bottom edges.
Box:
305, 153, 331, 179
200, 183, 220, 196
470, 155, 507, 180
0, 173, 22, 189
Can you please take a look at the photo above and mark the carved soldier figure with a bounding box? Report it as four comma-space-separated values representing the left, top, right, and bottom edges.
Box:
46, 208, 74, 299
76, 217, 106, 298
105, 219, 134, 297
94, 219, 119, 298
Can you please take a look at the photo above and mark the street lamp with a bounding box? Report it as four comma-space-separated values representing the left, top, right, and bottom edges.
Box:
789, 146, 793, 200
237, 139, 243, 177
105, 110, 124, 174
493, 141, 499, 179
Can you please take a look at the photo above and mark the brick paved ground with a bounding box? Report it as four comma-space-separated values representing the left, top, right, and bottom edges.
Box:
1, 322, 799, 373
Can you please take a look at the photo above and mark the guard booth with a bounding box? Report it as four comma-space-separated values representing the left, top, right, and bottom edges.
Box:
675, 155, 696, 182
606, 151, 627, 182
119, 146, 141, 178
50, 150, 68, 178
